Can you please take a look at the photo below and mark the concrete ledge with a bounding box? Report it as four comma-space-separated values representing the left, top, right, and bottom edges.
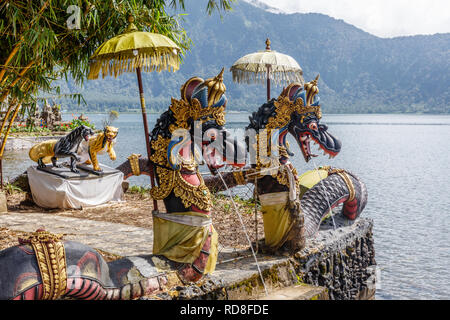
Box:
1, 135, 64, 151
259, 284, 328, 300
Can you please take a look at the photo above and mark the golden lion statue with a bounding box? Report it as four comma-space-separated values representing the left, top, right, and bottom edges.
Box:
77, 126, 118, 171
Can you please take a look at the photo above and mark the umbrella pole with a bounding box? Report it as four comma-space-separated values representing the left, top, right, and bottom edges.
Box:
136, 67, 158, 211
266, 64, 271, 101
0, 158, 3, 189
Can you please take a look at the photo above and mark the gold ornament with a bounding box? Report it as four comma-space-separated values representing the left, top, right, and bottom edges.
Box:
232, 170, 247, 185
275, 165, 300, 190
321, 166, 356, 202
127, 153, 142, 176
304, 74, 320, 106
150, 136, 171, 167
149, 70, 227, 211
18, 230, 67, 300
251, 131, 300, 190
150, 166, 212, 211
278, 144, 290, 158
173, 170, 212, 211
169, 98, 225, 133
149, 135, 212, 211
337, 171, 355, 202
266, 94, 321, 130
203, 68, 226, 107
150, 166, 176, 200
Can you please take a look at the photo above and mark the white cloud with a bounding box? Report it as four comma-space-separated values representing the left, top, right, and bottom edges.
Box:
254, 0, 450, 37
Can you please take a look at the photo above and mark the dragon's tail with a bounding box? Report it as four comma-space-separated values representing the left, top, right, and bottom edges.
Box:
301, 170, 368, 238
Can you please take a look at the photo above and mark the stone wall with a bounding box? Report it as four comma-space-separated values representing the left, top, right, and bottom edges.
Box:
1, 135, 64, 152
294, 216, 376, 300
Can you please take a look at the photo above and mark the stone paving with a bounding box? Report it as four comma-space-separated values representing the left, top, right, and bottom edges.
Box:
0, 212, 154, 257
0, 211, 256, 261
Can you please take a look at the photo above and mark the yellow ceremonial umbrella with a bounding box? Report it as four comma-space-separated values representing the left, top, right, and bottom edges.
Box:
230, 38, 304, 101
88, 15, 181, 210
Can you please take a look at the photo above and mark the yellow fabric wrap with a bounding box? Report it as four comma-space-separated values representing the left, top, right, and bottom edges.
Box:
298, 169, 329, 198
260, 192, 294, 250
152, 211, 218, 274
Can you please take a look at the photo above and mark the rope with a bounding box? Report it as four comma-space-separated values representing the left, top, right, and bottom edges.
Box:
217, 171, 268, 296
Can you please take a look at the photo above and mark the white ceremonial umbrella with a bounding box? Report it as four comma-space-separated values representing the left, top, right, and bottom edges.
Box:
230, 38, 304, 100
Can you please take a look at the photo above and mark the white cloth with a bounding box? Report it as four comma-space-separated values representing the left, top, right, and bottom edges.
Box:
152, 211, 212, 227
283, 164, 298, 202
27, 165, 124, 209
259, 191, 289, 206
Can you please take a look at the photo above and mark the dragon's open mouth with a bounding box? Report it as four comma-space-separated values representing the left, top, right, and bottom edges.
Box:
84, 135, 90, 141
298, 132, 338, 162
206, 149, 224, 170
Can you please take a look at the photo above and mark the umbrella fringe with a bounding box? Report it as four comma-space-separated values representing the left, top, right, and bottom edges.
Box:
88, 49, 180, 80
231, 69, 304, 86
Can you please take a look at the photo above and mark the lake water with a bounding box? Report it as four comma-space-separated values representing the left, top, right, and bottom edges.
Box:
2, 112, 450, 300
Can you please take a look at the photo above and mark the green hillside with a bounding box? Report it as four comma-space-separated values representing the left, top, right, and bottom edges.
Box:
57, 0, 450, 114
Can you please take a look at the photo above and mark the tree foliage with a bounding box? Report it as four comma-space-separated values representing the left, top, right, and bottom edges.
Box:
0, 0, 234, 105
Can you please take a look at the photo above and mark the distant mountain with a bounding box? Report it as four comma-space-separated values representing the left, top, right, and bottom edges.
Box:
59, 0, 450, 114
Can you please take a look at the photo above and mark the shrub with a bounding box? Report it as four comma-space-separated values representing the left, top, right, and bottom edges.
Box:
69, 118, 95, 130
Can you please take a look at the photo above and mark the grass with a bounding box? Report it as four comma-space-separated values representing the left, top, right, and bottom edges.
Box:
127, 185, 151, 197
125, 184, 259, 215
212, 193, 259, 216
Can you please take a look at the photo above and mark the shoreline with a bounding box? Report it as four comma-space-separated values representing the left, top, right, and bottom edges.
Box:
62, 111, 450, 115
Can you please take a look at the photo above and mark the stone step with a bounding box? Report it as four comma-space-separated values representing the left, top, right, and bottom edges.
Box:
259, 285, 329, 300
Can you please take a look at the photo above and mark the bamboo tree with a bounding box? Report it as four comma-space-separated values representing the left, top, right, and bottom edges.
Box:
1, 0, 234, 104
0, 0, 235, 186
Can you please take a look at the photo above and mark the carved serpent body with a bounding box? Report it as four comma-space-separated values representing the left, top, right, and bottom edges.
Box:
300, 168, 367, 237
0, 236, 175, 300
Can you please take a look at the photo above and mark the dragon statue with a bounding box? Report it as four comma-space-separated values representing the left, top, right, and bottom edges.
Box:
204, 75, 368, 253
117, 68, 245, 282
0, 70, 245, 300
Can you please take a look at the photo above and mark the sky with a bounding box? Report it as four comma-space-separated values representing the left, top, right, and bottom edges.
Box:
255, 0, 450, 38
